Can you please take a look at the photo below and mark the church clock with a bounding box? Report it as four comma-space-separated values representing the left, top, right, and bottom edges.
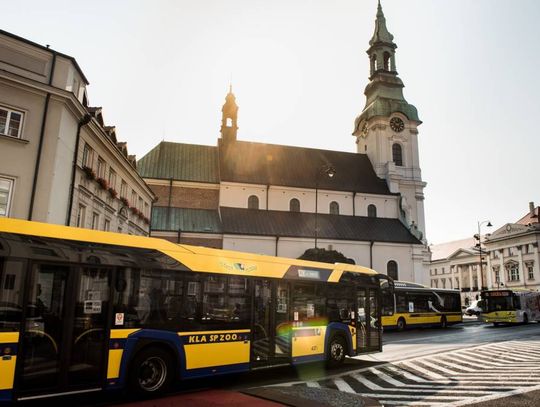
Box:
390, 117, 404, 132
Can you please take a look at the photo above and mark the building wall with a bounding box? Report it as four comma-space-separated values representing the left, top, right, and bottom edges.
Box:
486, 234, 540, 292
219, 181, 400, 218
147, 179, 219, 210
0, 31, 153, 235
0, 80, 45, 219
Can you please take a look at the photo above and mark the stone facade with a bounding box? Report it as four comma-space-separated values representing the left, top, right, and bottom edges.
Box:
0, 30, 153, 235
429, 202, 540, 305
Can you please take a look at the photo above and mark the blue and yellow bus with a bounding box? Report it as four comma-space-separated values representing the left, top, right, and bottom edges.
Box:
0, 218, 390, 401
382, 281, 462, 330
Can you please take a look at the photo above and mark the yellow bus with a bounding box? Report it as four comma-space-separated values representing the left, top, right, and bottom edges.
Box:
481, 289, 540, 326
0, 218, 391, 401
382, 281, 462, 331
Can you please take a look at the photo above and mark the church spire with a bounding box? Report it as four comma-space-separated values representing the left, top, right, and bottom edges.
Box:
369, 0, 394, 47
367, 0, 397, 77
220, 85, 238, 143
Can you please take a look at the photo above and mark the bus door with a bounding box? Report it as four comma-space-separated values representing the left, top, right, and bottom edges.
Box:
16, 263, 111, 397
251, 280, 291, 366
356, 288, 382, 353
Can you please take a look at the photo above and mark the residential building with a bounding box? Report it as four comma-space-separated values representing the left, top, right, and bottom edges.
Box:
484, 202, 540, 292
429, 202, 540, 305
138, 2, 430, 282
0, 29, 153, 235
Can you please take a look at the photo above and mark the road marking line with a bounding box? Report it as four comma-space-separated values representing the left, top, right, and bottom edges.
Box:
446, 382, 540, 406
400, 361, 447, 379
333, 378, 356, 393
425, 356, 476, 372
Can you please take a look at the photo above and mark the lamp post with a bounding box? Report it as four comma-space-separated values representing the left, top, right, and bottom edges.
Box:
314, 164, 336, 249
475, 220, 492, 292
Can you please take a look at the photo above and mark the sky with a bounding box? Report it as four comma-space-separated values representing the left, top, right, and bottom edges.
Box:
3, 0, 539, 245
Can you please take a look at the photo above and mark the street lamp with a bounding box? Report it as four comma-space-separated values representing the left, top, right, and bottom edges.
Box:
474, 220, 492, 292
314, 164, 336, 249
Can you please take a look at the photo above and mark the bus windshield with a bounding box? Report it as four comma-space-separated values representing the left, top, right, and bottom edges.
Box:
485, 296, 514, 312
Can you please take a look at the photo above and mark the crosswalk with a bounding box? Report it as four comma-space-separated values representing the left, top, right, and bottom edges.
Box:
269, 339, 540, 406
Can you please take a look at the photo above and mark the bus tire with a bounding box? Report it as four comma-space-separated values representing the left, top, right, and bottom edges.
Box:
523, 314, 529, 324
440, 316, 448, 329
128, 346, 175, 396
327, 335, 347, 368
396, 318, 406, 332
493, 322, 500, 327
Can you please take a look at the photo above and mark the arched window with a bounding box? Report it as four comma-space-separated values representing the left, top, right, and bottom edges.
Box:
387, 260, 398, 280
329, 201, 339, 215
289, 198, 300, 212
226, 117, 232, 127
248, 195, 259, 210
383, 52, 391, 71
392, 143, 403, 166
368, 204, 377, 218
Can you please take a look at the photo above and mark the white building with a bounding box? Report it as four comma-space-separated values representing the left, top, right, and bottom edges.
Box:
139, 3, 430, 282
429, 202, 540, 305
0, 29, 154, 235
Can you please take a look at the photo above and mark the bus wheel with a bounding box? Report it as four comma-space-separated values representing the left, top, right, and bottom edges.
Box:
396, 318, 406, 331
523, 314, 529, 324
129, 347, 174, 396
440, 316, 448, 329
327, 335, 347, 368
493, 322, 500, 327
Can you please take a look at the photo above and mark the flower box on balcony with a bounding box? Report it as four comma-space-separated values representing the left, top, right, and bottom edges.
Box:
82, 166, 96, 180
120, 197, 129, 207
96, 177, 108, 190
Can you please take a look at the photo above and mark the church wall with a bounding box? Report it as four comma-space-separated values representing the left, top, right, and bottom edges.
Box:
223, 235, 277, 255
354, 194, 398, 218
150, 184, 219, 210
220, 183, 267, 209
268, 186, 314, 213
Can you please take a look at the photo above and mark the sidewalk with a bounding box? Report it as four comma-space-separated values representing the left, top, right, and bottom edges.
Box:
119, 388, 381, 407
120, 390, 283, 407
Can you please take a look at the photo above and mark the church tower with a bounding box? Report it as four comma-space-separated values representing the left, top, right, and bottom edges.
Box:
220, 85, 239, 143
353, 0, 427, 241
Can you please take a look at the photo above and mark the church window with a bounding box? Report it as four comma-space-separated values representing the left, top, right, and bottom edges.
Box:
392, 143, 403, 166
387, 260, 398, 280
226, 118, 232, 127
368, 204, 377, 218
289, 198, 300, 212
248, 195, 259, 210
383, 52, 391, 71
329, 201, 339, 215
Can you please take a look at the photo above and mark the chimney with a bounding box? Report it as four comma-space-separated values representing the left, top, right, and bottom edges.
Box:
530, 202, 536, 217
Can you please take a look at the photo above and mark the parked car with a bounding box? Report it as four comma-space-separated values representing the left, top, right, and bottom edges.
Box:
465, 300, 483, 316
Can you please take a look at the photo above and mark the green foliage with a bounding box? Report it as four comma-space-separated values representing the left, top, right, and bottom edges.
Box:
298, 248, 355, 264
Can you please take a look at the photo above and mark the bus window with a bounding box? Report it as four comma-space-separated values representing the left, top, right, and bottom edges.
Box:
0, 259, 25, 332
381, 293, 394, 316
292, 283, 325, 323
113, 268, 185, 329
513, 295, 521, 310
396, 294, 408, 313
326, 285, 354, 322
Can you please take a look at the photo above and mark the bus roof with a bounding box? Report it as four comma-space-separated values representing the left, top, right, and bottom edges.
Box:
391, 280, 460, 293
0, 217, 380, 282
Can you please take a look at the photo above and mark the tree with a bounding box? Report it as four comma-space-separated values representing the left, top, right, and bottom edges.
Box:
298, 248, 355, 264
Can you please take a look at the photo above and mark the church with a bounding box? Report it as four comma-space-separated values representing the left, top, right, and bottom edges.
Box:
138, 2, 430, 283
